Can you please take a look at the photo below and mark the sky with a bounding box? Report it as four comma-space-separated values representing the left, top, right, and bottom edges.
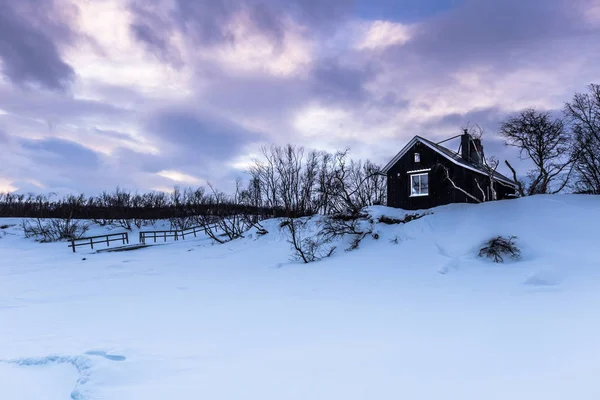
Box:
0, 0, 599, 195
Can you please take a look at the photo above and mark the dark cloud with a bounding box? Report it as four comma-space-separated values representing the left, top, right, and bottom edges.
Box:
423, 107, 510, 136
129, 2, 183, 66
389, 0, 595, 73
0, 85, 128, 123
0, 0, 75, 90
311, 59, 377, 105
20, 138, 101, 170
143, 108, 267, 169
129, 0, 353, 65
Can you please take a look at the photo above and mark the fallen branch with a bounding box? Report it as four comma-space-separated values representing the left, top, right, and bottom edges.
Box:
436, 164, 482, 203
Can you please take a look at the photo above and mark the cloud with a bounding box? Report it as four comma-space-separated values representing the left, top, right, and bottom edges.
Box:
137, 107, 268, 184
0, 0, 76, 90
128, 0, 352, 66
156, 170, 203, 185
20, 137, 101, 169
388, 0, 597, 74
0, 127, 8, 143
357, 20, 413, 50
0, 85, 127, 124
146, 108, 264, 155
311, 59, 377, 104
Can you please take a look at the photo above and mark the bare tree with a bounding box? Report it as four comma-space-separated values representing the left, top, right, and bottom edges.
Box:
500, 108, 573, 194
484, 156, 500, 201
249, 145, 281, 211
564, 84, 600, 194
249, 144, 385, 217
504, 160, 526, 197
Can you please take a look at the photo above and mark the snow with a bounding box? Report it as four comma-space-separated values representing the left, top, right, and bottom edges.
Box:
0, 360, 79, 400
1, 195, 600, 399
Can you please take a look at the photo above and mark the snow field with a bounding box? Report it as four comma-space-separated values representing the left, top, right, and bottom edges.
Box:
1, 195, 599, 399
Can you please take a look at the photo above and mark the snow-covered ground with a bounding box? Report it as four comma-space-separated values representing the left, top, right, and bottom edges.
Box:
1, 195, 599, 399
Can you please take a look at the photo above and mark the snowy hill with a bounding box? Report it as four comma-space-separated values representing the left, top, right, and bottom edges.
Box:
1, 195, 599, 400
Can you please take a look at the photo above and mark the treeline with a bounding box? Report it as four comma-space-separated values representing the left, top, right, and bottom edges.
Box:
0, 188, 271, 223
0, 145, 386, 228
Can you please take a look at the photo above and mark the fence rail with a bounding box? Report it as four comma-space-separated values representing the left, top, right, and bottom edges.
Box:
139, 225, 216, 244
69, 232, 129, 252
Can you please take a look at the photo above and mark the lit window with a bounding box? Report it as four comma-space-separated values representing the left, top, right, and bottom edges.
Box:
410, 173, 429, 197
414, 152, 420, 162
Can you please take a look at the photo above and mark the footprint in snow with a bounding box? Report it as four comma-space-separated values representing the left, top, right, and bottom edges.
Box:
84, 350, 126, 362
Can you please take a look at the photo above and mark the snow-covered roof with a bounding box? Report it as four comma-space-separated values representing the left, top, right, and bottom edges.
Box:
381, 135, 518, 187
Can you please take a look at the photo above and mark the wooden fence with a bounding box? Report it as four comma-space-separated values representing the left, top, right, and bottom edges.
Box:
69, 232, 129, 252
67, 224, 216, 252
138, 225, 216, 244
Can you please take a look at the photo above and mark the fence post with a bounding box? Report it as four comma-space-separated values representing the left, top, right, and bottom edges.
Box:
71, 239, 76, 253
182, 230, 185, 240
107, 235, 110, 246
90, 238, 94, 249
125, 232, 129, 244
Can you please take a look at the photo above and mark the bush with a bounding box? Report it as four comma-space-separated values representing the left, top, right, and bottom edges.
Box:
478, 236, 521, 263
22, 218, 90, 243
378, 212, 430, 225
320, 212, 374, 252
281, 218, 336, 263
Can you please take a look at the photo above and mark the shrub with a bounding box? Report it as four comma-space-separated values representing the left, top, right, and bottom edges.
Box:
378, 212, 430, 225
478, 236, 521, 263
281, 218, 336, 263
22, 218, 90, 243
321, 212, 374, 252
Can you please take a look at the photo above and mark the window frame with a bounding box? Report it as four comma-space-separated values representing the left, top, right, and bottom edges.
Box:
410, 172, 429, 197
414, 152, 421, 163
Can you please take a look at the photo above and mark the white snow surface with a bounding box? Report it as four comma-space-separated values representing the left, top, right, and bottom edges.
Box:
1, 195, 599, 399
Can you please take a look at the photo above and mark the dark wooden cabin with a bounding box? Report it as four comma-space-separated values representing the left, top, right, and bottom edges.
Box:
381, 132, 517, 210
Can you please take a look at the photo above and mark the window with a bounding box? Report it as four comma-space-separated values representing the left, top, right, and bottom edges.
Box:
410, 173, 429, 197
414, 152, 420, 162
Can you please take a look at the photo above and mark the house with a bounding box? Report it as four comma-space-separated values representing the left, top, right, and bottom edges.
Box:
381, 131, 518, 210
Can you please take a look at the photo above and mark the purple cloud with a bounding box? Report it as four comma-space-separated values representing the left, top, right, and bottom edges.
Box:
143, 108, 267, 167
129, 0, 353, 65
0, 0, 75, 90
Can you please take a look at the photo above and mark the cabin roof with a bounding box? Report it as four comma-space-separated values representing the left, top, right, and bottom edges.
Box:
381, 135, 518, 187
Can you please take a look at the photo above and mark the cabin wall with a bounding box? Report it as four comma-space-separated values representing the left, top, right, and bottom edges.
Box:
386, 142, 515, 210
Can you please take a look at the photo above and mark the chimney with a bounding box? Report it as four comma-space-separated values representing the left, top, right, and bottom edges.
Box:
460, 129, 483, 165
461, 129, 471, 162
